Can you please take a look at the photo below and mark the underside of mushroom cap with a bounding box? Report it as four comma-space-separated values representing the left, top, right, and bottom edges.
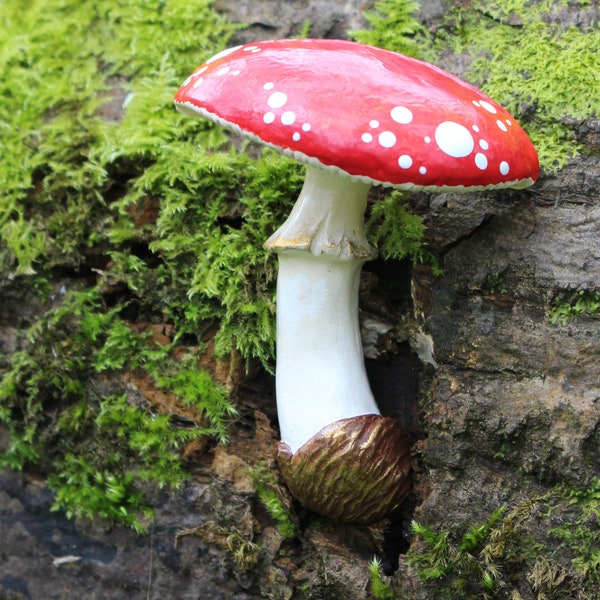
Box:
175, 39, 539, 192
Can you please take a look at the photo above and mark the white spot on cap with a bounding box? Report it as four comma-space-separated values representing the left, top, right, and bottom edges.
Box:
479, 139, 489, 150
497, 119, 508, 132
425, 136, 431, 143
264, 82, 274, 90
292, 132, 301, 141
398, 155, 413, 169
435, 121, 475, 158
216, 66, 230, 76
263, 112, 275, 124
419, 166, 427, 175
302, 123, 311, 132
479, 100, 497, 114
506, 119, 513, 126
192, 78, 204, 89
207, 46, 242, 63
185, 68, 206, 85
370, 120, 380, 129
390, 106, 413, 124
379, 131, 397, 148
500, 161, 510, 175
268, 91, 287, 109
472, 125, 480, 133
475, 153, 488, 170
472, 100, 481, 107
281, 111, 296, 126
362, 133, 373, 143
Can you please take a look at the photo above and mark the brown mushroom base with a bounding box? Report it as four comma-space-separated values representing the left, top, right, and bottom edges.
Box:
277, 414, 412, 524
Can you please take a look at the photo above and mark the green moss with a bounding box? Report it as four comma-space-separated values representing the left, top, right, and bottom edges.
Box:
152, 150, 304, 367
2, 0, 429, 530
367, 191, 440, 271
351, 0, 425, 58
549, 290, 600, 324
368, 557, 398, 600
0, 0, 313, 529
407, 483, 599, 598
0, 288, 235, 530
548, 478, 600, 580
409, 506, 506, 593
0, 0, 239, 275
250, 462, 298, 539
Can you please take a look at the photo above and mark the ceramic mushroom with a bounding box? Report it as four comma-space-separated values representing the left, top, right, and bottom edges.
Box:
174, 39, 539, 524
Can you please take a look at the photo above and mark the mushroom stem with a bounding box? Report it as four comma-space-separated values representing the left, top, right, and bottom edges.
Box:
265, 166, 380, 454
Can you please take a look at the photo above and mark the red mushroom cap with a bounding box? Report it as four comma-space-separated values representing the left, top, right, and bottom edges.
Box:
175, 39, 539, 191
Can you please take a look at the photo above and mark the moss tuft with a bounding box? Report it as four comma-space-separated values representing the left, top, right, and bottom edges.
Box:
351, 0, 425, 58
407, 482, 600, 598
550, 290, 600, 324
0, 288, 235, 530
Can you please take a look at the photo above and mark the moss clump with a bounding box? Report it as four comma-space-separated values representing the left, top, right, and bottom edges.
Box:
250, 462, 298, 539
0, 0, 255, 529
0, 0, 236, 274
407, 481, 600, 599
367, 191, 441, 272
0, 0, 299, 367
149, 150, 304, 367
351, 0, 425, 58
550, 290, 600, 324
368, 556, 398, 600
0, 288, 236, 531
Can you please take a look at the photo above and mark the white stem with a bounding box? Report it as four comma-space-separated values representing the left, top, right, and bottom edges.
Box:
264, 165, 377, 260
265, 166, 380, 454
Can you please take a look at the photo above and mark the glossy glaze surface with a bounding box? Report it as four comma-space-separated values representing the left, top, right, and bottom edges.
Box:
175, 39, 539, 190
277, 414, 412, 524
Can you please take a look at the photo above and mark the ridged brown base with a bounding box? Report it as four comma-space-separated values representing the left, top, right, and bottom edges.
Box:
277, 414, 412, 524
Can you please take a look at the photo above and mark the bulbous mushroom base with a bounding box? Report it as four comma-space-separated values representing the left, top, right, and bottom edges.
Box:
277, 414, 412, 524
